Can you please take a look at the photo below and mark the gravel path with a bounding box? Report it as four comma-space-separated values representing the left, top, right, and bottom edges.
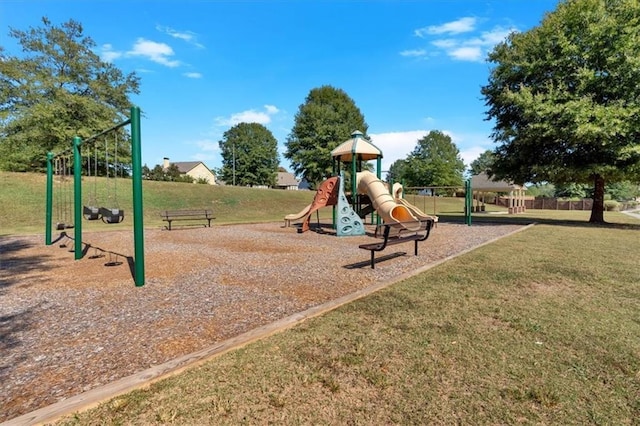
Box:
0, 221, 524, 422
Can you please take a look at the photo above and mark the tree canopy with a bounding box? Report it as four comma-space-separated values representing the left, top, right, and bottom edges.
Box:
468, 150, 496, 176
284, 85, 368, 188
141, 163, 195, 183
386, 158, 408, 183
218, 122, 279, 187
0, 17, 140, 172
482, 0, 640, 222
402, 131, 465, 192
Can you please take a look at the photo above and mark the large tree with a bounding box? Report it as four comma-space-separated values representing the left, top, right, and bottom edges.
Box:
284, 85, 368, 188
403, 130, 465, 192
218, 122, 279, 187
482, 0, 640, 223
0, 17, 140, 172
468, 150, 496, 176
386, 158, 408, 183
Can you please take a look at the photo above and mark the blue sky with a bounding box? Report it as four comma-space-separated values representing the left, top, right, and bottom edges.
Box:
1, 0, 559, 175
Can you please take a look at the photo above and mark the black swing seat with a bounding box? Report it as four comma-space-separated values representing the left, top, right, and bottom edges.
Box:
56, 222, 74, 230
83, 206, 101, 221
99, 207, 124, 224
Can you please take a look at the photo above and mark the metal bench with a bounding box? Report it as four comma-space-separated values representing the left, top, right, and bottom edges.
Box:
358, 219, 434, 269
160, 209, 214, 230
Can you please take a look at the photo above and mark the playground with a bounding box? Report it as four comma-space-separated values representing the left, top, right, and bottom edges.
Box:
1, 220, 524, 422
0, 126, 530, 422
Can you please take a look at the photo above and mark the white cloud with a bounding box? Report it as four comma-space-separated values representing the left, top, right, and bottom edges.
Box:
478, 26, 516, 45
459, 146, 488, 168
264, 105, 280, 114
156, 25, 205, 48
415, 17, 477, 37
448, 46, 483, 61
369, 129, 491, 173
408, 18, 516, 63
99, 44, 123, 62
190, 139, 219, 163
443, 130, 493, 167
183, 72, 203, 79
215, 105, 281, 126
431, 39, 457, 49
127, 38, 180, 67
399, 49, 427, 57
369, 130, 428, 172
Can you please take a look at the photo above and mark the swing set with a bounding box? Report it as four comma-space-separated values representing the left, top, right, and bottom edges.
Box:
45, 106, 145, 286
52, 155, 75, 231
82, 132, 125, 224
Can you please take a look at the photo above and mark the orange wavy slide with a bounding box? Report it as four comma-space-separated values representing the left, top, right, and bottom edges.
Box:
284, 176, 339, 232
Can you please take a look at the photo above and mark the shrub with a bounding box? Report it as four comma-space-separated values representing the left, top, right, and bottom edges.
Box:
604, 200, 620, 211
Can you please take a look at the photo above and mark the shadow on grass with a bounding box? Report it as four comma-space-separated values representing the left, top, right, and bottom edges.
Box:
437, 214, 640, 230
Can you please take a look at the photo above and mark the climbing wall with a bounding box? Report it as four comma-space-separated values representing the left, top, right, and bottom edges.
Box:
336, 172, 365, 236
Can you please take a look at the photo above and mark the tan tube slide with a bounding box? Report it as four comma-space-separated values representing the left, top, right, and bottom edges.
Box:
356, 171, 418, 226
392, 183, 439, 222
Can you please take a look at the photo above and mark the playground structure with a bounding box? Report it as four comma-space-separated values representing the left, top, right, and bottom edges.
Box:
284, 176, 339, 231
285, 130, 446, 233
44, 106, 145, 286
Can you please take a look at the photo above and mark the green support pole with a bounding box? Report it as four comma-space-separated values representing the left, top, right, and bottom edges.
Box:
465, 179, 472, 226
130, 106, 145, 287
332, 157, 337, 230
351, 157, 357, 211
45, 152, 53, 245
73, 136, 83, 259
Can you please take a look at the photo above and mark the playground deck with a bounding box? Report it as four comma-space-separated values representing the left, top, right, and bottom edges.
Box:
0, 221, 524, 423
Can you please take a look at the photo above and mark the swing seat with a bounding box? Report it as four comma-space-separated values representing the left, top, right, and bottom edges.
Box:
56, 222, 74, 230
99, 207, 124, 224
83, 206, 101, 220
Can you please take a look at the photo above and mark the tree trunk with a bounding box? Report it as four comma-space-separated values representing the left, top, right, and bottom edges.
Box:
589, 173, 605, 223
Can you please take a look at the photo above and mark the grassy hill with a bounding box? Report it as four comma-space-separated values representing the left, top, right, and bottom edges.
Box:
1, 172, 473, 235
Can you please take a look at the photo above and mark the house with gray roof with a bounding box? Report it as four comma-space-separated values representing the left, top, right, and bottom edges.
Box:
163, 158, 216, 185
276, 172, 300, 190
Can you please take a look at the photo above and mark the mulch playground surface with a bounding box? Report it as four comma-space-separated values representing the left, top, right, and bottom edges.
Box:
1, 221, 524, 423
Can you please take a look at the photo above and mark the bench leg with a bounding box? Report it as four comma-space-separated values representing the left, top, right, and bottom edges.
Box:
206, 219, 212, 227
414, 240, 418, 256
370, 251, 375, 269
168, 220, 172, 231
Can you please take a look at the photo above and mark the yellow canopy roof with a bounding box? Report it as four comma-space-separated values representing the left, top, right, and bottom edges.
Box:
331, 130, 382, 161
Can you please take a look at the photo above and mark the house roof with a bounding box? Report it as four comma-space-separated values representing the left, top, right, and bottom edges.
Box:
170, 161, 214, 174
277, 172, 300, 187
471, 172, 525, 192
331, 130, 382, 161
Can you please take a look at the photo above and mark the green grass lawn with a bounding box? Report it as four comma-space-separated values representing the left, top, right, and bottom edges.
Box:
3, 171, 640, 423
0, 172, 472, 235
52, 220, 639, 424
0, 172, 318, 234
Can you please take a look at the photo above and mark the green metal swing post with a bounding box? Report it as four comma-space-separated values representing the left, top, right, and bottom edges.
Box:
45, 152, 54, 245
61, 106, 145, 286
